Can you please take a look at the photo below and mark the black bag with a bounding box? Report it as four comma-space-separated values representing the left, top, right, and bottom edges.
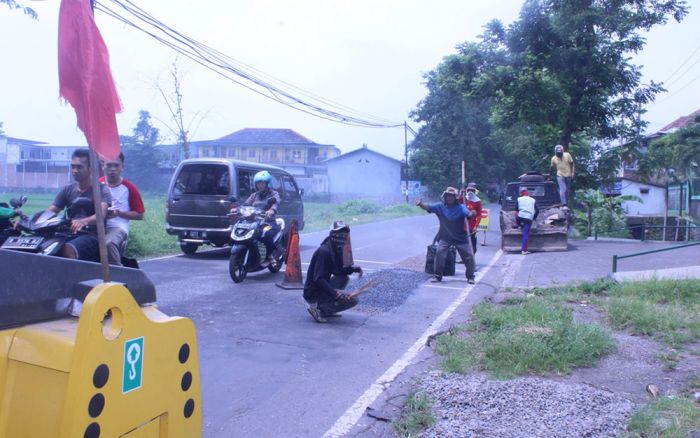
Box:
424, 234, 456, 276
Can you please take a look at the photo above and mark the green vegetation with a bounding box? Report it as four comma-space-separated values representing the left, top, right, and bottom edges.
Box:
303, 201, 419, 233
435, 297, 614, 378
127, 197, 179, 258
626, 396, 700, 438
605, 279, 700, 347
533, 278, 700, 347
394, 392, 435, 438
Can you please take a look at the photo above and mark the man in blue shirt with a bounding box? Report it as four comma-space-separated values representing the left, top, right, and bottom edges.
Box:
416, 186, 476, 284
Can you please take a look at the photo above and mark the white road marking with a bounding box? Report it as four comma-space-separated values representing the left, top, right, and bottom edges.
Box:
322, 249, 503, 438
352, 259, 393, 265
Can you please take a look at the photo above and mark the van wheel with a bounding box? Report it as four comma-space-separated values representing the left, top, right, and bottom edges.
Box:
229, 253, 247, 283
180, 242, 199, 255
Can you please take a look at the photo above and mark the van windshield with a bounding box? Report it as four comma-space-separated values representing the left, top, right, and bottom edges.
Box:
174, 164, 230, 196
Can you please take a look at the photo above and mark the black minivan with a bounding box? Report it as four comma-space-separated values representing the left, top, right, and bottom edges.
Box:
165, 158, 304, 255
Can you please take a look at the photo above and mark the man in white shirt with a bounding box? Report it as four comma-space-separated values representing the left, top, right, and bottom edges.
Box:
100, 152, 145, 265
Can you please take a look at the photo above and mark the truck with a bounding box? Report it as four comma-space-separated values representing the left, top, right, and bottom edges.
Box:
499, 172, 569, 252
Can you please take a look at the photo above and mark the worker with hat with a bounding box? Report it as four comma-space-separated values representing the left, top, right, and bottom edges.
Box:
303, 220, 364, 323
516, 187, 539, 255
416, 186, 476, 284
464, 182, 483, 255
550, 144, 575, 206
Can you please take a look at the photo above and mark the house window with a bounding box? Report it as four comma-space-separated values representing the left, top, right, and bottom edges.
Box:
248, 149, 256, 158
270, 150, 277, 159
292, 150, 302, 159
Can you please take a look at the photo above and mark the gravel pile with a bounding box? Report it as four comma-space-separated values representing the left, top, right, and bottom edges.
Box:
417, 372, 634, 438
347, 268, 430, 314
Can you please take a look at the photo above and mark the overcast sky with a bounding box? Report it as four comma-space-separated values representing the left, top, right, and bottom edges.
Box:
1, 0, 699, 159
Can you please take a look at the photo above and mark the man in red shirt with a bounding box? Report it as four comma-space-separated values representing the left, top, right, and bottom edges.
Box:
464, 182, 483, 255
99, 152, 145, 265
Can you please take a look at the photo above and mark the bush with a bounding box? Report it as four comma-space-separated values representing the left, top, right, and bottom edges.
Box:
337, 200, 381, 215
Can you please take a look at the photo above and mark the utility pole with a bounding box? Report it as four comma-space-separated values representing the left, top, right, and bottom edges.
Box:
404, 121, 409, 203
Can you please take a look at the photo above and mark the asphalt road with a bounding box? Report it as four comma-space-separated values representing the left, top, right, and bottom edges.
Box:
141, 207, 504, 437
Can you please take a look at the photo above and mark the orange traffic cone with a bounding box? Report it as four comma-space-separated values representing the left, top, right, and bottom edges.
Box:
276, 219, 304, 290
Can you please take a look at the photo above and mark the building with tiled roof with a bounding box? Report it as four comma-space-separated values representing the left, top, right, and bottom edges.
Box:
657, 108, 700, 134
166, 128, 341, 194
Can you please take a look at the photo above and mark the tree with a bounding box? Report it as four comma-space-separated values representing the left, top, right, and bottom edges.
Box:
154, 59, 207, 160
642, 116, 700, 180
409, 41, 523, 195
490, 0, 687, 157
1, 0, 37, 19
120, 110, 164, 190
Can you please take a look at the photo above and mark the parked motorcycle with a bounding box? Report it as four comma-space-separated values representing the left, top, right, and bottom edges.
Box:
228, 205, 286, 283
0, 195, 27, 245
2, 208, 73, 256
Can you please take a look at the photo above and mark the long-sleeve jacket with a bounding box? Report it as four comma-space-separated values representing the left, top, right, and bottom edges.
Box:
243, 189, 280, 216
303, 238, 355, 302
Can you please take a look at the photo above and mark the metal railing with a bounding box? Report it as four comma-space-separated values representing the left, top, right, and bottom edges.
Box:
612, 241, 700, 273
594, 223, 699, 242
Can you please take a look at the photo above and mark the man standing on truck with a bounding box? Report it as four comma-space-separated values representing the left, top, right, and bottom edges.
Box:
99, 152, 145, 265
416, 186, 476, 284
516, 187, 539, 255
303, 221, 364, 323
48, 148, 112, 261
550, 144, 575, 206
243, 170, 280, 265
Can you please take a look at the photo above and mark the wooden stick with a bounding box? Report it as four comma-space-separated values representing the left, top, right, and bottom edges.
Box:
348, 278, 382, 299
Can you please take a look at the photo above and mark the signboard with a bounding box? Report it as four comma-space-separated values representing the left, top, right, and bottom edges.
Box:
478, 209, 490, 231
122, 337, 144, 393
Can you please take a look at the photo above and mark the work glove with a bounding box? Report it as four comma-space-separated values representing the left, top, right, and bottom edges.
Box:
352, 265, 364, 278
335, 291, 352, 304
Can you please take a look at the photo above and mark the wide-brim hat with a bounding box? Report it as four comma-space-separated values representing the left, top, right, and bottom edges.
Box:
466, 182, 478, 192
330, 220, 350, 233
441, 186, 459, 200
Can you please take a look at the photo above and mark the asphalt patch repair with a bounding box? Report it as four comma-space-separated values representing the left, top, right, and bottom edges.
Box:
347, 268, 431, 315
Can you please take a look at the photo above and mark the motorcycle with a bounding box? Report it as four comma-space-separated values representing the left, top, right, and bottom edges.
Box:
2, 207, 73, 256
228, 205, 286, 283
0, 195, 27, 245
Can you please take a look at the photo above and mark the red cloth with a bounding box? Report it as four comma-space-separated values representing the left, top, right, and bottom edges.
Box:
58, 0, 122, 161
467, 199, 483, 232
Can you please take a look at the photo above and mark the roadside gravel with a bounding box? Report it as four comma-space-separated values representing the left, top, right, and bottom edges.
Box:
417, 372, 634, 438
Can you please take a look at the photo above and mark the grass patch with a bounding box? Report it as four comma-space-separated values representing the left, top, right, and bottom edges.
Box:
303, 201, 419, 232
605, 279, 700, 347
531, 278, 617, 304
626, 396, 700, 438
394, 392, 435, 438
127, 197, 179, 258
434, 297, 614, 378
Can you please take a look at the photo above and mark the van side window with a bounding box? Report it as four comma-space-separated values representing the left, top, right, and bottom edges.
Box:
279, 175, 300, 201
237, 170, 253, 199
174, 164, 229, 196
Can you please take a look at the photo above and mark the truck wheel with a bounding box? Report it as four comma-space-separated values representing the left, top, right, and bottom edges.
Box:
180, 242, 199, 255
229, 253, 247, 283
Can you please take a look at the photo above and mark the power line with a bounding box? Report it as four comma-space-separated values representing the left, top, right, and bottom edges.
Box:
662, 43, 700, 85
94, 0, 403, 129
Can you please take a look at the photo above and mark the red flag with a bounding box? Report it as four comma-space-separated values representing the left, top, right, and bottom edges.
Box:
58, 0, 122, 161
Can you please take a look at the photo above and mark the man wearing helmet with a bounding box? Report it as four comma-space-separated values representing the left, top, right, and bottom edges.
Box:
550, 144, 575, 206
303, 220, 364, 323
242, 170, 281, 265
416, 186, 476, 284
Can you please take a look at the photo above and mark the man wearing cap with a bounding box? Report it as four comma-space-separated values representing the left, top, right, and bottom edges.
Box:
303, 220, 364, 323
517, 187, 539, 255
550, 144, 575, 205
464, 182, 483, 255
416, 187, 476, 284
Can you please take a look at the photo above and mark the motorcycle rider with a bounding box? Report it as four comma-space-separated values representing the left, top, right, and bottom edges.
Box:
303, 220, 364, 323
47, 148, 112, 261
241, 170, 280, 265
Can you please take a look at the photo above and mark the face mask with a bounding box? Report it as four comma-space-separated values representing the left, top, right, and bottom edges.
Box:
467, 192, 477, 201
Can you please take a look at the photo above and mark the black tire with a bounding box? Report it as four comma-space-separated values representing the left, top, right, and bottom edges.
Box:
268, 255, 283, 274
180, 242, 199, 255
229, 252, 247, 283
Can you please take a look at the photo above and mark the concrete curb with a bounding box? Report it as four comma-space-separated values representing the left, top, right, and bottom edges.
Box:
612, 265, 700, 282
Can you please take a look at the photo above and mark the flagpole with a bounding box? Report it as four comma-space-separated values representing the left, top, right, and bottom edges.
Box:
89, 149, 111, 282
